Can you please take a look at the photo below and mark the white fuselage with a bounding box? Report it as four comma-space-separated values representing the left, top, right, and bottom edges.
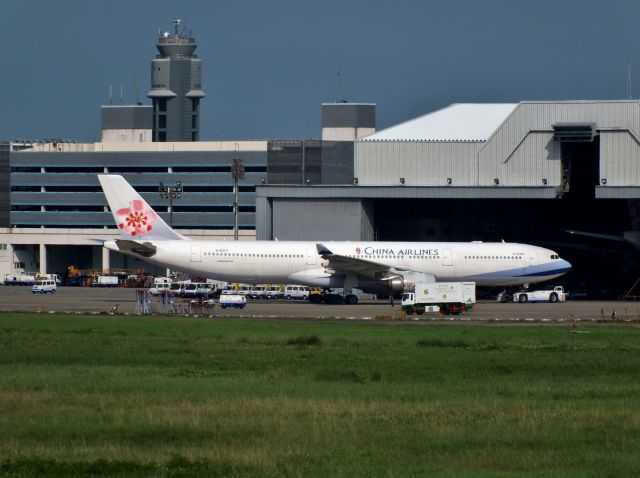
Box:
105, 240, 571, 290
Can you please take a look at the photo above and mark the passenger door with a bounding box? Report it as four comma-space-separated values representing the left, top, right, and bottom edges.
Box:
191, 245, 201, 262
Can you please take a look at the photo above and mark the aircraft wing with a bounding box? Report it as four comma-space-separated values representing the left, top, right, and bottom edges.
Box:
565, 230, 626, 242
316, 243, 429, 281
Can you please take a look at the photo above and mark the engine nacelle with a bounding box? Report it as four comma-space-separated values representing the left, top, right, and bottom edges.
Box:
387, 277, 406, 293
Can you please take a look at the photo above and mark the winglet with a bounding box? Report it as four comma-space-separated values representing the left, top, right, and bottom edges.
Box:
98, 175, 186, 241
316, 243, 333, 256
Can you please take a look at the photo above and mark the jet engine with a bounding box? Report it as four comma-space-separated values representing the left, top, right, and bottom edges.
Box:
386, 277, 407, 293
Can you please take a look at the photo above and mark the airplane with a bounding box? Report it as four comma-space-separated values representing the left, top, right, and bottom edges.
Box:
98, 174, 572, 303
565, 199, 640, 250
565, 229, 640, 250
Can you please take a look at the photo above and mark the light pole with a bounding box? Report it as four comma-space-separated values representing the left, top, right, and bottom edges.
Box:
159, 181, 183, 227
230, 158, 245, 240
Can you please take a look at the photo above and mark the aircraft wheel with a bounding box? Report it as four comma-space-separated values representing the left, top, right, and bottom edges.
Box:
345, 294, 358, 305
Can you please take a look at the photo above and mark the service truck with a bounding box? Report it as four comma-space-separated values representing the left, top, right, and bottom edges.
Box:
401, 282, 476, 315
92, 275, 119, 287
3, 273, 36, 286
219, 291, 247, 309
513, 285, 566, 303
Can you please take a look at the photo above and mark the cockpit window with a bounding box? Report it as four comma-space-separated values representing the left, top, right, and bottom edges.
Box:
550, 254, 559, 259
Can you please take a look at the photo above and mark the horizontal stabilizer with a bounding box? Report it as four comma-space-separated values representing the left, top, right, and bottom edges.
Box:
115, 239, 157, 257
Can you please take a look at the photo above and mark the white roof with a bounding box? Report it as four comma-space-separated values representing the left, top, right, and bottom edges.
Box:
361, 103, 518, 142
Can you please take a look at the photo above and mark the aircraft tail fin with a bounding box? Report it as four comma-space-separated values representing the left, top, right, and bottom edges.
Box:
98, 174, 185, 241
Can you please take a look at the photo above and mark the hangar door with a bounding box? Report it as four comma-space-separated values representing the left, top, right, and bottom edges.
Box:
553, 123, 599, 199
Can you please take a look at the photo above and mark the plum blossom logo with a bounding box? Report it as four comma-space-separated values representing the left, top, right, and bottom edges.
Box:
116, 199, 157, 237
356, 247, 361, 255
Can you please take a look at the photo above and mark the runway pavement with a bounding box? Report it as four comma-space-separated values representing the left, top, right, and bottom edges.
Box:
1, 285, 638, 322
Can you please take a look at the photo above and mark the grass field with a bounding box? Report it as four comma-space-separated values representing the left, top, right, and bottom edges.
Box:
0, 313, 639, 477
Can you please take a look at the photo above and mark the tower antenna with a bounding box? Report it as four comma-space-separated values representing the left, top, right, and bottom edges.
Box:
336, 71, 346, 103
172, 19, 181, 37
133, 73, 139, 105
627, 63, 633, 100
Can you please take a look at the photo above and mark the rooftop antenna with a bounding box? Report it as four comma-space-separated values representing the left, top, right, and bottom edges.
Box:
133, 73, 140, 105
172, 18, 181, 37
336, 71, 347, 103
627, 63, 633, 100
108, 84, 112, 105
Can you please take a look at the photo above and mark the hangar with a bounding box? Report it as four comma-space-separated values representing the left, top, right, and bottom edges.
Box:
257, 100, 640, 296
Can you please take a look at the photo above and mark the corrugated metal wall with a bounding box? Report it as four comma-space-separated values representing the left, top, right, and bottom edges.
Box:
357, 101, 640, 191
600, 131, 640, 185
480, 101, 640, 186
355, 142, 481, 186
499, 132, 561, 186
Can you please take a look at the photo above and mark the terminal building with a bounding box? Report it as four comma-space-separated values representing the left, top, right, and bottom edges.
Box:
1, 21, 640, 296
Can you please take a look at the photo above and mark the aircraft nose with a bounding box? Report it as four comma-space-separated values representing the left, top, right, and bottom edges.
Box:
561, 259, 572, 271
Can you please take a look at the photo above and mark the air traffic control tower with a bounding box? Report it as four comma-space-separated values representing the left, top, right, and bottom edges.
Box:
148, 20, 205, 142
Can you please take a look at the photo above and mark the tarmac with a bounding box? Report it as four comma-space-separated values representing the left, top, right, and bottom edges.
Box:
1, 285, 638, 323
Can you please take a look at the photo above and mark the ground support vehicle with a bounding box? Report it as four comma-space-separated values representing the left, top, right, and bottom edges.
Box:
249, 285, 267, 299
32, 279, 57, 294
401, 282, 476, 315
308, 288, 361, 305
148, 277, 175, 295
35, 273, 61, 285
513, 285, 567, 303
92, 275, 119, 287
219, 291, 247, 309
4, 273, 36, 286
183, 282, 215, 298
224, 284, 252, 297
265, 285, 284, 299
284, 284, 309, 300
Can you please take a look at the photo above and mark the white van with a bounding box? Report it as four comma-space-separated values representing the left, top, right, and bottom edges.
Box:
170, 282, 189, 296
249, 285, 267, 299
265, 285, 283, 299
149, 282, 172, 295
32, 280, 57, 294
183, 283, 215, 298
284, 284, 309, 300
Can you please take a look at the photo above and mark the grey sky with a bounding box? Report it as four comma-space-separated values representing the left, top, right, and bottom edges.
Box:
2, 0, 639, 141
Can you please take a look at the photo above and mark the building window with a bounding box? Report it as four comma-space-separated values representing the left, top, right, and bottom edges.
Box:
159, 115, 167, 129
192, 115, 197, 129
158, 98, 167, 112
158, 131, 166, 142
14, 262, 25, 269
0, 244, 6, 250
